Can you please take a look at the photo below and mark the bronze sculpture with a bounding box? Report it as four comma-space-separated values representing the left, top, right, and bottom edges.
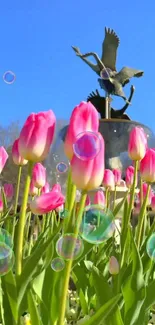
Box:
72, 27, 144, 106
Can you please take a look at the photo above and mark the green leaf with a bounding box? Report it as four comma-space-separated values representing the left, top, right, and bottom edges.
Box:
79, 289, 89, 315
122, 230, 146, 325
1, 270, 18, 323
1, 277, 14, 325
92, 266, 124, 325
27, 288, 42, 325
81, 294, 122, 325
144, 279, 155, 311
17, 227, 60, 307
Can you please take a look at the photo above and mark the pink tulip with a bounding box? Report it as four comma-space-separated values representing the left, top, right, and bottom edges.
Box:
12, 139, 28, 166
151, 195, 155, 212
3, 183, 14, 202
140, 149, 155, 183
30, 189, 65, 215
94, 190, 105, 207
138, 183, 153, 205
18, 110, 56, 162
0, 147, 8, 173
112, 169, 122, 186
85, 195, 91, 207
109, 256, 119, 275
64, 101, 99, 160
0, 200, 3, 212
118, 179, 127, 188
29, 180, 38, 196
70, 132, 104, 191
102, 169, 115, 190
128, 127, 147, 161
41, 182, 50, 194
52, 183, 61, 192
32, 163, 46, 188
56, 204, 64, 213
125, 166, 135, 188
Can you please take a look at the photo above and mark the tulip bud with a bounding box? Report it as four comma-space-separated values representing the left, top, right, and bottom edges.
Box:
3, 183, 13, 202
94, 190, 105, 207
52, 183, 61, 192
128, 127, 147, 161
32, 163, 46, 188
12, 139, 28, 166
138, 183, 153, 205
112, 169, 121, 186
140, 149, 155, 183
64, 101, 99, 160
41, 182, 50, 194
0, 200, 3, 212
85, 195, 91, 207
0, 147, 8, 173
18, 110, 56, 162
125, 166, 135, 188
102, 169, 115, 190
30, 189, 65, 215
109, 256, 119, 275
70, 132, 104, 191
151, 195, 155, 212
29, 180, 38, 196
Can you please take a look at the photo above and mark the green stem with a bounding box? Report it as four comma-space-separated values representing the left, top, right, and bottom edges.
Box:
57, 191, 87, 325
126, 160, 138, 225
64, 184, 77, 233
136, 184, 151, 249
113, 185, 117, 210
105, 188, 109, 208
140, 177, 143, 207
15, 161, 33, 276
12, 166, 22, 240
65, 168, 72, 210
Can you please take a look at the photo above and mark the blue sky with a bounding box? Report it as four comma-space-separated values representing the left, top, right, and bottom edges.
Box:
0, 0, 154, 132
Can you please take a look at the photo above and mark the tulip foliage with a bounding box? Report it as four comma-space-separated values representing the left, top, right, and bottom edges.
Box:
0, 104, 155, 325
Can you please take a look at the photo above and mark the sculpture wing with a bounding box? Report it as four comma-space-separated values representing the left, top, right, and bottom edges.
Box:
115, 67, 144, 86
87, 90, 106, 117
101, 27, 120, 71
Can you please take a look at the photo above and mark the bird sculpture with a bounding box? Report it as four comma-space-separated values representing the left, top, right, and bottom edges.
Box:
72, 27, 144, 103
87, 85, 135, 120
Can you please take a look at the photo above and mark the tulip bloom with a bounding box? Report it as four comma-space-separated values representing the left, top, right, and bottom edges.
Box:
29, 180, 38, 196
85, 195, 91, 207
41, 182, 50, 194
0, 147, 8, 173
64, 101, 99, 160
52, 183, 61, 192
70, 132, 104, 191
3, 183, 14, 202
12, 139, 28, 166
30, 189, 65, 215
128, 127, 147, 161
32, 163, 46, 188
125, 166, 135, 188
151, 195, 155, 212
0, 200, 3, 213
102, 169, 115, 190
138, 183, 153, 205
19, 110, 56, 162
94, 190, 105, 207
109, 256, 119, 275
112, 169, 121, 186
140, 149, 155, 183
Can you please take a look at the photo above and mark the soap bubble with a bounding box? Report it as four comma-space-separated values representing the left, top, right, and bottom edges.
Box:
73, 131, 101, 161
100, 68, 112, 79
59, 209, 69, 219
51, 257, 65, 272
0, 228, 13, 249
3, 71, 16, 84
0, 243, 14, 276
80, 204, 115, 244
56, 233, 84, 260
56, 162, 68, 173
146, 233, 155, 260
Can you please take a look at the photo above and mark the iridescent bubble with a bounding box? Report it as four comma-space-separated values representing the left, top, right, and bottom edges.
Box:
59, 209, 69, 219
80, 205, 115, 244
56, 162, 68, 173
51, 257, 65, 272
56, 233, 84, 260
100, 67, 112, 79
73, 131, 101, 161
0, 228, 13, 249
3, 71, 16, 84
0, 243, 14, 276
146, 233, 155, 260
